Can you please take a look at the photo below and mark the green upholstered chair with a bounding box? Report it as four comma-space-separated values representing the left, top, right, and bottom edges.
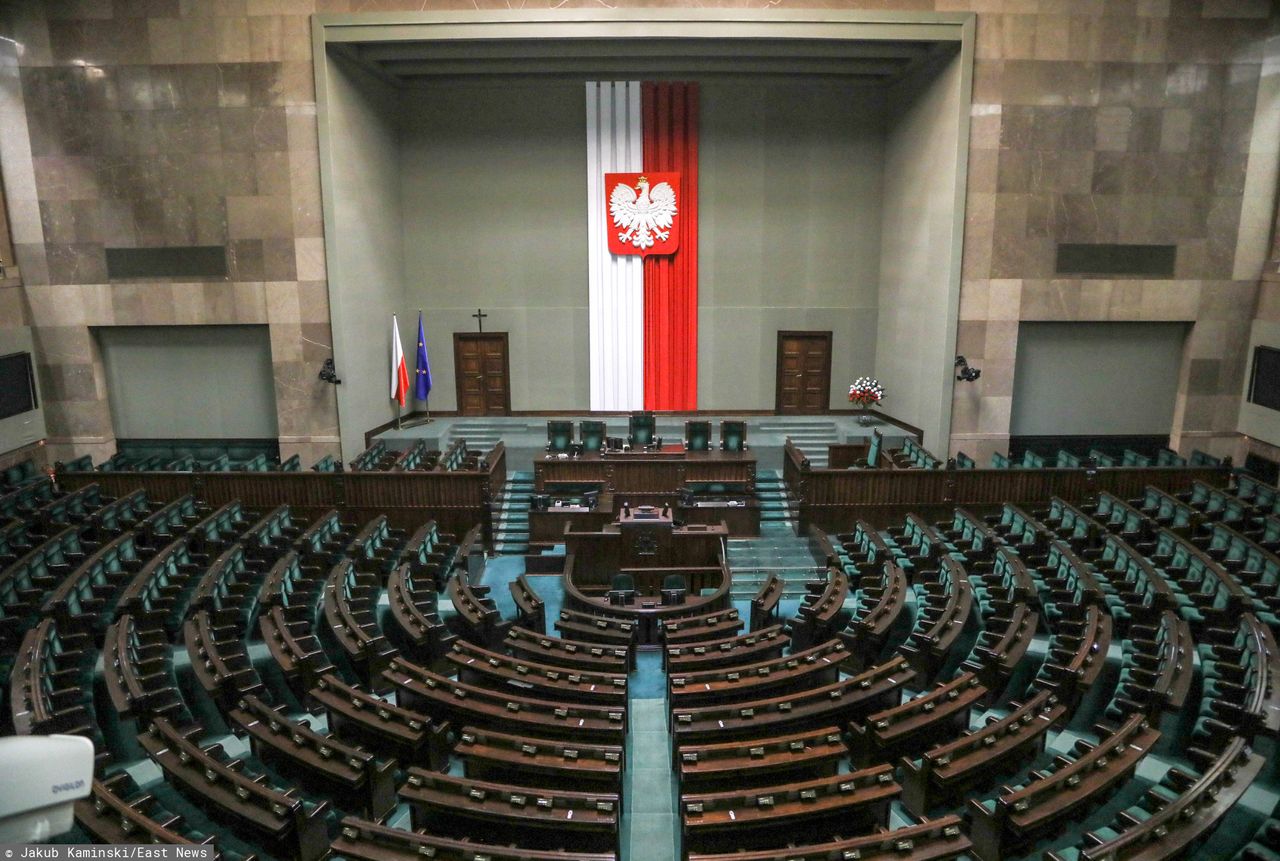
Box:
684, 420, 711, 452
628, 412, 656, 447
546, 420, 574, 453
661, 573, 687, 605
579, 420, 606, 453
859, 429, 882, 468
719, 420, 747, 452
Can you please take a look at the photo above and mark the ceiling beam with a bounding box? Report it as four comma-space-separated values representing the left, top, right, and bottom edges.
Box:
356, 38, 933, 64
375, 56, 912, 78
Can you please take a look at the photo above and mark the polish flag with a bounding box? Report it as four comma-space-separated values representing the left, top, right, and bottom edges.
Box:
390, 315, 409, 407
586, 81, 698, 411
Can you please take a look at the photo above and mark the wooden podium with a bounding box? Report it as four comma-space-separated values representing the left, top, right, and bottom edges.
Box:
563, 504, 727, 595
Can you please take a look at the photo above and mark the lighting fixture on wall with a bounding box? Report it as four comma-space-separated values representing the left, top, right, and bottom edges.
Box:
319, 357, 342, 385
955, 356, 981, 382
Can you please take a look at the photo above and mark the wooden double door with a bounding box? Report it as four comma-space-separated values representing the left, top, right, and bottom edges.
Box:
775, 331, 832, 414
453, 333, 511, 416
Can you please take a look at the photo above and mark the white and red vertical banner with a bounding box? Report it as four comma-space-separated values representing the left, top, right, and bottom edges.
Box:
586, 82, 645, 411
642, 82, 698, 411
587, 81, 699, 412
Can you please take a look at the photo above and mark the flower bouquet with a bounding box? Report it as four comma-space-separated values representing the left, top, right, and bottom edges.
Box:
848, 377, 884, 424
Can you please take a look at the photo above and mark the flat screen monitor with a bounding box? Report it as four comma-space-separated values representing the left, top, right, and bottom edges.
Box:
660, 588, 686, 606
607, 589, 635, 606
1249, 346, 1280, 412
0, 352, 37, 421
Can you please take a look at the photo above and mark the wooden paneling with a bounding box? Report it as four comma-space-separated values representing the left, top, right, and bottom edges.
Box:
783, 439, 1232, 533
565, 519, 727, 585
561, 554, 733, 645
58, 443, 507, 547
533, 449, 755, 494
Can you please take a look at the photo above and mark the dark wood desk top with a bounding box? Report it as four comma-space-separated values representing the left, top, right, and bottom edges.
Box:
535, 447, 757, 495
617, 504, 675, 526
543, 446, 754, 463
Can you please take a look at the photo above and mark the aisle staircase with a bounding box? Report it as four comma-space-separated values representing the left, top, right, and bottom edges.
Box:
445, 420, 510, 453
492, 470, 533, 554
755, 418, 839, 467
755, 469, 796, 531
725, 533, 827, 601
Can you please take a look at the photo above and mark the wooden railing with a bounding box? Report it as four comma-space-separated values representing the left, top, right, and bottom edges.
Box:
783, 439, 1232, 532
57, 443, 507, 548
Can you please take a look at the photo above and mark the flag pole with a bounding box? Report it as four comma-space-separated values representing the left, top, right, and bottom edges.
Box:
392, 313, 405, 430
401, 308, 433, 429
421, 308, 432, 425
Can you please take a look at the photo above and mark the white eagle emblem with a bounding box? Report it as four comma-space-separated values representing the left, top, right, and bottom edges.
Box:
609, 175, 677, 251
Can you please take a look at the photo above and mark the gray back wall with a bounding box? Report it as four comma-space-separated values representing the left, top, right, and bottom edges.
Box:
1011, 322, 1189, 436
323, 52, 408, 457
399, 82, 590, 413
397, 78, 888, 414
698, 79, 885, 409
98, 326, 277, 439
875, 52, 966, 451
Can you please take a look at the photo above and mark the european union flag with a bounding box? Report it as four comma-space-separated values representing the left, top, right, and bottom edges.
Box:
414, 312, 432, 401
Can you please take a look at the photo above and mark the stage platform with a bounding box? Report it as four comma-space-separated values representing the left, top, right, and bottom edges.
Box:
374, 413, 916, 475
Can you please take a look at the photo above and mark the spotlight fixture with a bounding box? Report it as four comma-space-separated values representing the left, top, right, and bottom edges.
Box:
955, 355, 981, 382
319, 357, 342, 385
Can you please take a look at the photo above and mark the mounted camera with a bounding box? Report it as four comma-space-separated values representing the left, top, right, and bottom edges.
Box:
955, 355, 981, 382
319, 357, 342, 385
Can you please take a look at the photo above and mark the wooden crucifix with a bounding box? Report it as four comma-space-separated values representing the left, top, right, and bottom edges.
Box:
472, 308, 488, 332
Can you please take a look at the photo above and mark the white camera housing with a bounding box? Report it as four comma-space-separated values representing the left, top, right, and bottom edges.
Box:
0, 735, 95, 843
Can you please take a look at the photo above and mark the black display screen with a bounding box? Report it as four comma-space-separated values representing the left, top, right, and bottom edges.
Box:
0, 352, 37, 420
1249, 346, 1280, 412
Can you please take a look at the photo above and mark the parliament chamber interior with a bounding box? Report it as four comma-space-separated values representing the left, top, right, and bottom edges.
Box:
2, 3, 1280, 860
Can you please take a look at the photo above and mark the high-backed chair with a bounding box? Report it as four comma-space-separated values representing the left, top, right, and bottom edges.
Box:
661, 573, 687, 605
719, 420, 747, 452
580, 420, 606, 453
684, 420, 711, 452
858, 429, 883, 468
546, 420, 573, 454
628, 412, 656, 448
608, 572, 637, 606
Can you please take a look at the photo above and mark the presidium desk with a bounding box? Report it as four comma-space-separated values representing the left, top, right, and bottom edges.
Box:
558, 504, 733, 645
531, 445, 759, 540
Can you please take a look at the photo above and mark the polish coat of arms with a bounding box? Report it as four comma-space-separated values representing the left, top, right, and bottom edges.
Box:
605, 172, 680, 257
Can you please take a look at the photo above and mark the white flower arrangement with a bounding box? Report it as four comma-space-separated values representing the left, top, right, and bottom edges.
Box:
848, 377, 885, 408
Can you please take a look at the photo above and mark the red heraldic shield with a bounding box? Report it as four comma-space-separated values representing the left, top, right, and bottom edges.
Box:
605, 172, 680, 257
